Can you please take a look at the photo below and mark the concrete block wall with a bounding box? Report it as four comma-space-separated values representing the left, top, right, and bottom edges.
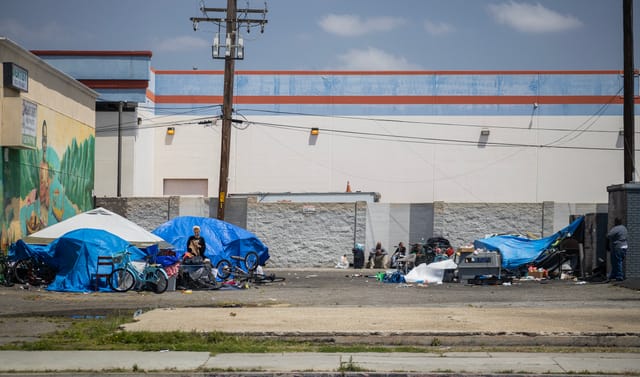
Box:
433, 202, 543, 248
95, 196, 178, 231
608, 183, 640, 279
95, 196, 607, 269
246, 198, 367, 267
628, 186, 640, 278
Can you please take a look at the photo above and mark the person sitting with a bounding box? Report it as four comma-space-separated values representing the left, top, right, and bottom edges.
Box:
390, 242, 407, 268
352, 244, 365, 269
367, 242, 388, 269
335, 254, 349, 269
184, 225, 208, 264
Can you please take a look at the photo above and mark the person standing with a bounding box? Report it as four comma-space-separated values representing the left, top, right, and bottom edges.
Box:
607, 217, 629, 281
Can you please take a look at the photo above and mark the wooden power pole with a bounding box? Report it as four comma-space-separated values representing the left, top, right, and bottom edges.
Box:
218, 0, 237, 220
623, 0, 636, 183
190, 1, 268, 219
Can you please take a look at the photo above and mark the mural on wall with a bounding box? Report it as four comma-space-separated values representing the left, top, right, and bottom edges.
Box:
1, 104, 94, 250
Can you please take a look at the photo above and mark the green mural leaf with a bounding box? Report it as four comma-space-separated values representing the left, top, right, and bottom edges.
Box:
60, 137, 95, 211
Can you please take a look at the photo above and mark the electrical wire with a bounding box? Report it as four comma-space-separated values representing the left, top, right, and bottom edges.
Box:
542, 87, 623, 147
239, 118, 633, 152
235, 107, 631, 135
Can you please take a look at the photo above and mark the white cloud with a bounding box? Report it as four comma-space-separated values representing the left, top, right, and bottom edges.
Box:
334, 47, 421, 70
487, 1, 583, 33
319, 14, 405, 37
424, 20, 455, 36
152, 35, 210, 52
0, 18, 91, 46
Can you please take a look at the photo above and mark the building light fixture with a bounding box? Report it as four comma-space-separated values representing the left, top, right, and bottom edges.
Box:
167, 127, 175, 135
310, 127, 319, 136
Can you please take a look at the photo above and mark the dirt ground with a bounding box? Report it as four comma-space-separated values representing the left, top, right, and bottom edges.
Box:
1, 268, 640, 346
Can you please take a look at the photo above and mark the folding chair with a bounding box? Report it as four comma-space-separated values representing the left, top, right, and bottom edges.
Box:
95, 256, 114, 291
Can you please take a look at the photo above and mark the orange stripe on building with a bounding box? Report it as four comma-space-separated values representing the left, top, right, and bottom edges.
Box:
151, 68, 624, 76
147, 93, 626, 105
80, 79, 149, 89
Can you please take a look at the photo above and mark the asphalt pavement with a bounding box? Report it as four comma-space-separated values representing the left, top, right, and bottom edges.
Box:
1, 270, 639, 375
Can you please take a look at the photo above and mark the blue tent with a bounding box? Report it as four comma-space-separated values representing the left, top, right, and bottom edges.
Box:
11, 228, 147, 292
152, 216, 269, 266
473, 216, 584, 270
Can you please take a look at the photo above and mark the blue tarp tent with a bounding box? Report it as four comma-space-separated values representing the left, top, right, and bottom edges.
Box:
10, 228, 147, 292
473, 216, 584, 270
152, 216, 269, 266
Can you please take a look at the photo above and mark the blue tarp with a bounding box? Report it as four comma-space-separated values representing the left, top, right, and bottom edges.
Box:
151, 216, 270, 267
473, 216, 584, 270
10, 228, 147, 292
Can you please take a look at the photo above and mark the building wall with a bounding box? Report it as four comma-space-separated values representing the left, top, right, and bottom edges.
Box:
0, 39, 98, 250
95, 196, 602, 268
608, 183, 640, 278
142, 70, 638, 203
34, 50, 152, 198
94, 110, 138, 197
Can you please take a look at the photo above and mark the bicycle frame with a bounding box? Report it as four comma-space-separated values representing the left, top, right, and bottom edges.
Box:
110, 250, 169, 293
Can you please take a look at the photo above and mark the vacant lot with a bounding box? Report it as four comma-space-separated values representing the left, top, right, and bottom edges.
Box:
1, 269, 639, 346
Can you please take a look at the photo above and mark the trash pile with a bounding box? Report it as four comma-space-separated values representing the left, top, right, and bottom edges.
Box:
345, 216, 588, 286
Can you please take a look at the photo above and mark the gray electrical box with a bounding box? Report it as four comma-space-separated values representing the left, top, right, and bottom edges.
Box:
456, 252, 501, 281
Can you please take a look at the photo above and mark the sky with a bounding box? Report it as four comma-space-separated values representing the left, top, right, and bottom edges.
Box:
1, 0, 639, 71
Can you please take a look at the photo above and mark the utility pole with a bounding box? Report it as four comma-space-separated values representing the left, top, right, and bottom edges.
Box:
190, 1, 268, 220
623, 0, 635, 183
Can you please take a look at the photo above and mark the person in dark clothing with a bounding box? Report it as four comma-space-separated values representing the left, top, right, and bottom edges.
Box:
352, 243, 365, 269
185, 225, 207, 262
607, 217, 629, 281
390, 242, 407, 268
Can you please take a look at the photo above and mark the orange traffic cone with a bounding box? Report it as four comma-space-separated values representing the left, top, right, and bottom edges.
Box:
346, 181, 352, 192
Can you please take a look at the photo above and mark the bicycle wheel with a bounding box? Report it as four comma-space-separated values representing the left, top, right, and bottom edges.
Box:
14, 259, 32, 284
253, 273, 286, 284
244, 251, 259, 272
148, 269, 168, 294
216, 259, 232, 279
37, 263, 56, 285
109, 268, 136, 292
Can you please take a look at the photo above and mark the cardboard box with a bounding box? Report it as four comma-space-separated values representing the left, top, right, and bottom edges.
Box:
528, 271, 547, 279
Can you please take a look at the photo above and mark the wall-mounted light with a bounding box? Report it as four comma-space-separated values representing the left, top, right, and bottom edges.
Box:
619, 129, 625, 136
310, 127, 319, 136
480, 128, 490, 136
167, 127, 175, 135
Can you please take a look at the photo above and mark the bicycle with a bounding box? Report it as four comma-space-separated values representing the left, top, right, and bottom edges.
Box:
216, 251, 284, 286
13, 255, 56, 286
0, 253, 15, 287
109, 250, 169, 294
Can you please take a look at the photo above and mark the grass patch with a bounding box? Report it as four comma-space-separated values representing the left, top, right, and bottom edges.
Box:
1, 313, 639, 354
0, 314, 412, 353
338, 356, 367, 372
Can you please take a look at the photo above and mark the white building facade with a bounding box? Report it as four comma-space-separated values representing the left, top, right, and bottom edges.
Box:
137, 69, 636, 204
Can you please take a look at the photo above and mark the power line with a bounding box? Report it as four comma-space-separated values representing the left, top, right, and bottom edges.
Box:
190, 0, 268, 220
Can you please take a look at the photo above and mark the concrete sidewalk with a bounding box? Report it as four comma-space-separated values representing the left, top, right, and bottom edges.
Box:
0, 351, 638, 375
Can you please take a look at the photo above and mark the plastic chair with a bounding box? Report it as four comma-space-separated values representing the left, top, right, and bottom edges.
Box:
94, 256, 114, 291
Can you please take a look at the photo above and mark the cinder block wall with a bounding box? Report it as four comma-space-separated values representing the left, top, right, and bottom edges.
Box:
434, 202, 544, 247
629, 188, 640, 278
95, 197, 607, 269
246, 198, 367, 267
609, 183, 640, 279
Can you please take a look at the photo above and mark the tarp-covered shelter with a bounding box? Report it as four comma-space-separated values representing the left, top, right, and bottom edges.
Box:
23, 207, 166, 248
152, 216, 269, 266
11, 228, 147, 292
473, 216, 584, 270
